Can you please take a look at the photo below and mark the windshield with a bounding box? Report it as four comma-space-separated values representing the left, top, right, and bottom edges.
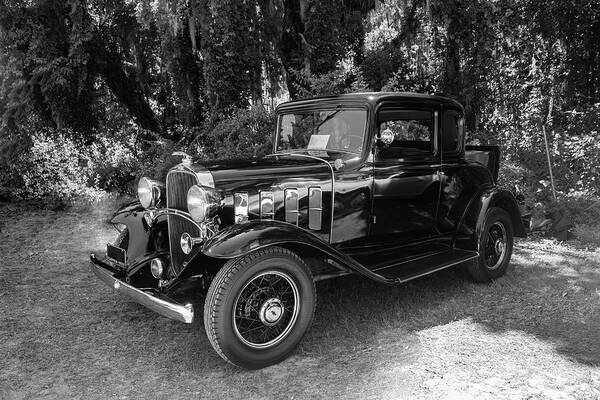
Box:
276, 109, 367, 154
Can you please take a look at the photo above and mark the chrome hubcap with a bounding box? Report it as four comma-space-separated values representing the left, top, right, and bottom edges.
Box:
495, 239, 505, 255
485, 221, 507, 270
259, 298, 284, 326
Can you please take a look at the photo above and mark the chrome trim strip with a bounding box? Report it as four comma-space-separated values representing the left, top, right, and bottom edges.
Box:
313, 271, 351, 281
434, 110, 439, 155
148, 208, 203, 230
371, 251, 478, 282
90, 255, 194, 323
398, 254, 478, 283
268, 153, 336, 241
371, 249, 450, 272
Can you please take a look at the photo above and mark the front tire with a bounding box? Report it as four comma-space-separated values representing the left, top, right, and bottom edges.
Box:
204, 246, 316, 369
466, 207, 514, 283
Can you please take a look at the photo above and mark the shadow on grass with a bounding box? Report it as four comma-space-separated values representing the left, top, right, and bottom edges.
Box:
307, 239, 600, 367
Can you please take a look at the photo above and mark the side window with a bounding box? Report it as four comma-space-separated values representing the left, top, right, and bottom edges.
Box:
441, 109, 464, 155
377, 109, 434, 160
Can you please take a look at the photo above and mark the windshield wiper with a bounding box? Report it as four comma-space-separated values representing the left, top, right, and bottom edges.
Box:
315, 108, 341, 131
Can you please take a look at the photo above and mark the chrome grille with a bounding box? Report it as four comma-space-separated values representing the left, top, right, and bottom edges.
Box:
167, 171, 197, 211
166, 170, 200, 275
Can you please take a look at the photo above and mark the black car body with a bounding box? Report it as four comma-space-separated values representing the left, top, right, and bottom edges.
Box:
90, 92, 525, 368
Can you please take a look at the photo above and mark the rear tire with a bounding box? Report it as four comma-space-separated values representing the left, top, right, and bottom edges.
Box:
204, 246, 316, 369
466, 207, 514, 283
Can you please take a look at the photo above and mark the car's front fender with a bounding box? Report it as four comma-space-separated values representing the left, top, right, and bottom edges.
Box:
200, 220, 327, 259
109, 201, 169, 273
200, 220, 397, 284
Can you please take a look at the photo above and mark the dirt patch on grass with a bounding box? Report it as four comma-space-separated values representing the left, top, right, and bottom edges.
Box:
1, 204, 599, 399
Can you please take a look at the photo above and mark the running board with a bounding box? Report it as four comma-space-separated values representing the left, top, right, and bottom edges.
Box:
321, 246, 477, 285
371, 248, 478, 283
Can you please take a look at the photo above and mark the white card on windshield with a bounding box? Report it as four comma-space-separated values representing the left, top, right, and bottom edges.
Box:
307, 135, 330, 149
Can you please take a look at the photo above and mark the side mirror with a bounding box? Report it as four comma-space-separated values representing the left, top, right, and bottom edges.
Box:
379, 128, 394, 145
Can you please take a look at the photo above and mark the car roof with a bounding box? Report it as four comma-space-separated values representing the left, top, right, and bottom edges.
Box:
276, 92, 463, 112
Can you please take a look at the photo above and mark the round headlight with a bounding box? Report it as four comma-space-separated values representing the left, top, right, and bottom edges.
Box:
138, 177, 162, 209
187, 185, 220, 222
150, 258, 164, 279
187, 185, 208, 222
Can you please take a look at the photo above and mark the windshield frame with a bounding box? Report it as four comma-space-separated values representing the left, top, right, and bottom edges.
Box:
274, 107, 369, 156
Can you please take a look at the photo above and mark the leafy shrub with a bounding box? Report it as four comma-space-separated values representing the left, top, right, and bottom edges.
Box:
557, 196, 600, 228
0, 126, 185, 205
497, 160, 536, 196
88, 127, 183, 194
555, 196, 600, 245
291, 67, 364, 98
12, 129, 105, 204
0, 106, 279, 205
132, 138, 187, 184
487, 101, 600, 241
553, 104, 600, 195
201, 106, 275, 160
87, 132, 138, 194
574, 224, 600, 246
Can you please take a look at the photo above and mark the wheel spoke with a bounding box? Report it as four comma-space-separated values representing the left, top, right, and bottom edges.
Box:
240, 324, 268, 335
260, 327, 272, 342
236, 315, 260, 323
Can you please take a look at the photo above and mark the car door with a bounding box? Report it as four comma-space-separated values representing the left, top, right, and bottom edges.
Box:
370, 105, 442, 245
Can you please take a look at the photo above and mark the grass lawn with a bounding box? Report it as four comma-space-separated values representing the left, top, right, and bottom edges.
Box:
1, 202, 599, 399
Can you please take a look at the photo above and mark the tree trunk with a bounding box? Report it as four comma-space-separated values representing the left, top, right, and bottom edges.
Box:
96, 49, 161, 134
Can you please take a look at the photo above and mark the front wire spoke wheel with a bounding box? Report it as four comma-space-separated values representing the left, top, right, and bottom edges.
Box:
204, 246, 316, 369
233, 271, 300, 349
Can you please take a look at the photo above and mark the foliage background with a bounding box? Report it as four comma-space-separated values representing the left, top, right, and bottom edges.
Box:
0, 0, 599, 236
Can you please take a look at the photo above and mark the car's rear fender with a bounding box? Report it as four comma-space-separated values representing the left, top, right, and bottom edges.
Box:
455, 187, 526, 251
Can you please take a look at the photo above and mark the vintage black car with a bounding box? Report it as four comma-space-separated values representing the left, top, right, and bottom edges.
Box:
90, 92, 525, 369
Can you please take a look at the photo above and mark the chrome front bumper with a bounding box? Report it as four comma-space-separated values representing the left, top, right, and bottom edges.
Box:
89, 254, 194, 324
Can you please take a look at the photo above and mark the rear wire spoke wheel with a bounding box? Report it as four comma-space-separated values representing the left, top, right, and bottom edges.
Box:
467, 207, 514, 283
204, 246, 315, 369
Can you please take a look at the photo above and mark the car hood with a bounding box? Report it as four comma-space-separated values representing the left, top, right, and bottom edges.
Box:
198, 151, 356, 193
192, 151, 361, 240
